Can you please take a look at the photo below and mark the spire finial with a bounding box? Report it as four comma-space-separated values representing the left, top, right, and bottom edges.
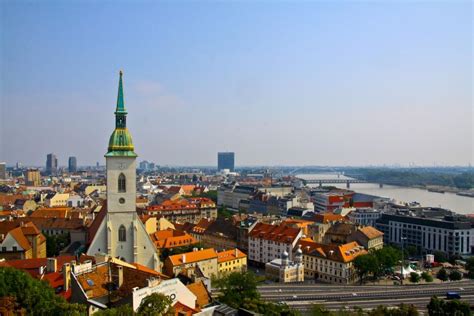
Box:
115, 70, 126, 114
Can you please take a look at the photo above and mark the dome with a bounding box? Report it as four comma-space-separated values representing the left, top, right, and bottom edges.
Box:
106, 128, 137, 157
296, 247, 303, 256
282, 251, 289, 259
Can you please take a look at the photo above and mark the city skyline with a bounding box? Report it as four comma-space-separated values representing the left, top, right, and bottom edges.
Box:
1, 1, 472, 166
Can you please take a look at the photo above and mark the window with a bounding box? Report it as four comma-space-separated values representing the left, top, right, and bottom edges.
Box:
118, 173, 126, 192
119, 225, 126, 242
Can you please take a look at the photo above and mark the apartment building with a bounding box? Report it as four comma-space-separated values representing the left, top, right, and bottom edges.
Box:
146, 197, 217, 224
164, 248, 219, 279
248, 222, 303, 265
298, 238, 367, 284
217, 248, 247, 275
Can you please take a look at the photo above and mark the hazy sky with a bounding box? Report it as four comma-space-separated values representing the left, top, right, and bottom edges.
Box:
1, 1, 472, 167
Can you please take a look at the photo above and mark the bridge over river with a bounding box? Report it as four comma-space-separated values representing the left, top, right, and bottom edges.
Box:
297, 178, 383, 188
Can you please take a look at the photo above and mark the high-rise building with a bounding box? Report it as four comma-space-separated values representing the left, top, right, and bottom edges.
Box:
46, 153, 58, 175
218, 152, 235, 172
139, 160, 149, 170
87, 71, 160, 271
68, 156, 77, 173
25, 168, 41, 186
0, 162, 6, 179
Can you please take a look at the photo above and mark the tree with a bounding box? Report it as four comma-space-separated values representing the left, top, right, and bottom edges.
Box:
449, 270, 462, 281
214, 271, 260, 309
94, 305, 134, 316
427, 296, 471, 316
0, 267, 86, 315
409, 272, 420, 283
436, 268, 448, 281
137, 293, 173, 316
368, 304, 418, 316
242, 298, 298, 316
421, 272, 433, 282
433, 251, 448, 263
46, 233, 71, 257
373, 246, 401, 273
310, 304, 331, 316
354, 254, 379, 284
466, 257, 474, 279
405, 245, 418, 257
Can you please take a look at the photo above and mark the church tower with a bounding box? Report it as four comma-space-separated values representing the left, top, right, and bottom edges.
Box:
87, 71, 160, 271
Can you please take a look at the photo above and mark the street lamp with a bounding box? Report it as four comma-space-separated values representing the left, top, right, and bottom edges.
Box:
401, 236, 407, 285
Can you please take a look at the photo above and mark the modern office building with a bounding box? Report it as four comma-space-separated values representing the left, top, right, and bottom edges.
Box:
375, 208, 474, 256
0, 162, 6, 179
68, 156, 77, 173
25, 168, 41, 186
46, 153, 58, 175
217, 152, 235, 172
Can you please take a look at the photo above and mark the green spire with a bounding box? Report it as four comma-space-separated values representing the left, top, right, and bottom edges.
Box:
105, 71, 137, 158
115, 70, 127, 114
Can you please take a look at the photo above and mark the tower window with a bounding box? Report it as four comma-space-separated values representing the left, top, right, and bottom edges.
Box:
119, 225, 126, 242
118, 173, 126, 192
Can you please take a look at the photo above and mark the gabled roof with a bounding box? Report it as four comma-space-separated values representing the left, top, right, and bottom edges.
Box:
217, 249, 246, 263
8, 227, 32, 250
192, 218, 214, 234
248, 222, 301, 244
186, 280, 211, 308
297, 238, 367, 263
150, 229, 197, 249
168, 248, 218, 266
204, 218, 238, 239
312, 212, 346, 224
358, 226, 383, 239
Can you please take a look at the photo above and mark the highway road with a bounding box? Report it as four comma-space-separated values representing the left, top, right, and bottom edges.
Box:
257, 280, 474, 313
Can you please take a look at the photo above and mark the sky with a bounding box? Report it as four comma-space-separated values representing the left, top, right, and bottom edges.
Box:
1, 0, 472, 167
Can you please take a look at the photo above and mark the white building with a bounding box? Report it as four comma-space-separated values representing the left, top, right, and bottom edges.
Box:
132, 278, 196, 311
248, 222, 303, 264
87, 72, 160, 271
265, 248, 304, 283
347, 208, 382, 227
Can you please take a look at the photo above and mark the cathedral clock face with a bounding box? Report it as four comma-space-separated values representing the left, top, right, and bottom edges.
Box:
118, 163, 125, 170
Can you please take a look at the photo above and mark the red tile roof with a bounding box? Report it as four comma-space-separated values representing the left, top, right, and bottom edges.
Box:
249, 222, 301, 244
217, 249, 246, 263
168, 248, 217, 266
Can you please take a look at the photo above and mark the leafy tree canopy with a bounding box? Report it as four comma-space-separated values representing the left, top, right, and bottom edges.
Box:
0, 267, 86, 316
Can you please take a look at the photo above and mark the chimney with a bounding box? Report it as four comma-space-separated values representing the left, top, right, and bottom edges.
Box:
117, 266, 123, 287
235, 248, 238, 257
63, 263, 71, 291
182, 254, 186, 264
47, 258, 57, 273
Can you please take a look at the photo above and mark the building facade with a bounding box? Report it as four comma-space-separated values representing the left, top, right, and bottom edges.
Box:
248, 222, 303, 265
347, 208, 382, 227
46, 153, 58, 176
265, 249, 304, 283
217, 248, 247, 275
217, 152, 235, 172
25, 169, 41, 186
0, 162, 6, 179
68, 156, 77, 173
298, 238, 367, 284
376, 209, 474, 256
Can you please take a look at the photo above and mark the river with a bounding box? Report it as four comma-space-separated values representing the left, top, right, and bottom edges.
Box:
297, 173, 474, 215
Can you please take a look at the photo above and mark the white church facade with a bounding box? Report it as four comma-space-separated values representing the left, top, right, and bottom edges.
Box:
87, 71, 160, 271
